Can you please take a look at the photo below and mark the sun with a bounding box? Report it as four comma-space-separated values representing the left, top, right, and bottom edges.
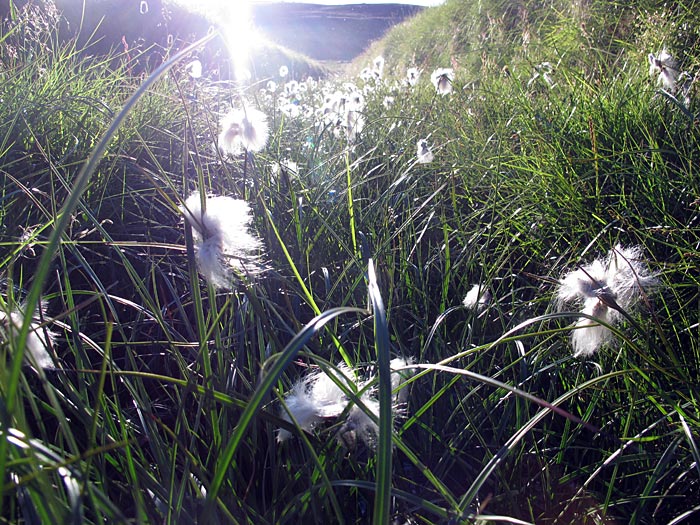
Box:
168, 0, 261, 81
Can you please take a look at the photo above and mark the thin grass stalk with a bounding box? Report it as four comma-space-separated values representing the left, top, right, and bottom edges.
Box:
345, 150, 358, 257
85, 320, 112, 477
630, 435, 682, 524
331, 480, 451, 521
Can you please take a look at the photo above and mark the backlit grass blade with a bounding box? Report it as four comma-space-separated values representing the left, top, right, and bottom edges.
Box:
367, 259, 393, 525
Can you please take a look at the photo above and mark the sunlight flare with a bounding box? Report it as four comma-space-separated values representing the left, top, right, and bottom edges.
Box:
169, 0, 261, 81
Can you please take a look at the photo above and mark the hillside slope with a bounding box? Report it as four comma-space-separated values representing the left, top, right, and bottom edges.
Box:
354, 0, 700, 83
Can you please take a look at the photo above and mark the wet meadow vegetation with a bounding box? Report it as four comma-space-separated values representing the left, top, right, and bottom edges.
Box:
1, 0, 700, 523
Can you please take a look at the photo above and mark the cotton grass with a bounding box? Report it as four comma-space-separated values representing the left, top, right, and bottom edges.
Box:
416, 139, 434, 163
430, 67, 454, 95
648, 49, 679, 92
180, 193, 263, 289
218, 106, 269, 156
0, 301, 55, 369
278, 359, 415, 448
556, 245, 659, 357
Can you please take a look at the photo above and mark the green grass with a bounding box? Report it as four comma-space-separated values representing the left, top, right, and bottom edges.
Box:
1, 0, 700, 523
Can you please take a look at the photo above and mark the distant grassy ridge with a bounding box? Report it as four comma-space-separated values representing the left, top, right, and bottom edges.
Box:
252, 3, 424, 62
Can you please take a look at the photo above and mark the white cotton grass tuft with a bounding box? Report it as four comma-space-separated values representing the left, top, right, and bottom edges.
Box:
276, 379, 325, 443
344, 110, 365, 143
218, 107, 269, 156
648, 49, 679, 92
556, 244, 659, 357
430, 68, 454, 95
462, 284, 491, 312
373, 55, 385, 79
343, 395, 380, 448
406, 67, 421, 87
390, 357, 415, 406
184, 59, 202, 79
570, 297, 616, 358
278, 358, 416, 447
0, 301, 55, 369
416, 139, 434, 164
180, 192, 263, 289
277, 364, 356, 443
279, 65, 289, 78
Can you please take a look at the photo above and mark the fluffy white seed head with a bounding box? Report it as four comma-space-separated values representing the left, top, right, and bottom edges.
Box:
309, 364, 356, 417
557, 244, 658, 312
278, 360, 415, 449
431, 68, 454, 95
0, 302, 54, 369
390, 357, 415, 406
277, 380, 322, 442
649, 49, 679, 92
185, 59, 202, 79
180, 193, 263, 289
406, 67, 421, 87
571, 298, 616, 357
416, 139, 434, 163
557, 244, 658, 356
342, 396, 380, 447
344, 110, 365, 142
463, 284, 491, 312
218, 107, 269, 156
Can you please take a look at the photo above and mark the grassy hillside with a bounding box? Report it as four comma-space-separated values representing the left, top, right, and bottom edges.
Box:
1, 0, 699, 523
354, 0, 700, 80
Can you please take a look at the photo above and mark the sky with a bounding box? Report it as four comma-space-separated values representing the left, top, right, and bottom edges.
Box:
255, 0, 446, 4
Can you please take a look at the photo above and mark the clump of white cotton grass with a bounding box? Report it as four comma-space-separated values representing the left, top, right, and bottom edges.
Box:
430, 68, 454, 95
556, 245, 659, 357
218, 106, 269, 156
416, 139, 434, 164
278, 359, 416, 448
184, 59, 202, 79
648, 49, 679, 92
405, 67, 421, 87
0, 300, 55, 369
463, 283, 491, 313
180, 192, 263, 289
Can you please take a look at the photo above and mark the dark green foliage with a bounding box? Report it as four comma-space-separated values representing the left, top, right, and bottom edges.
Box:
1, 0, 699, 523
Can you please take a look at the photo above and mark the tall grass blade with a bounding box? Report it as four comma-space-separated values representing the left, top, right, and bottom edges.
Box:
368, 259, 392, 525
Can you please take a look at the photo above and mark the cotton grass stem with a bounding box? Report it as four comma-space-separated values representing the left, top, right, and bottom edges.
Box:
345, 150, 358, 258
